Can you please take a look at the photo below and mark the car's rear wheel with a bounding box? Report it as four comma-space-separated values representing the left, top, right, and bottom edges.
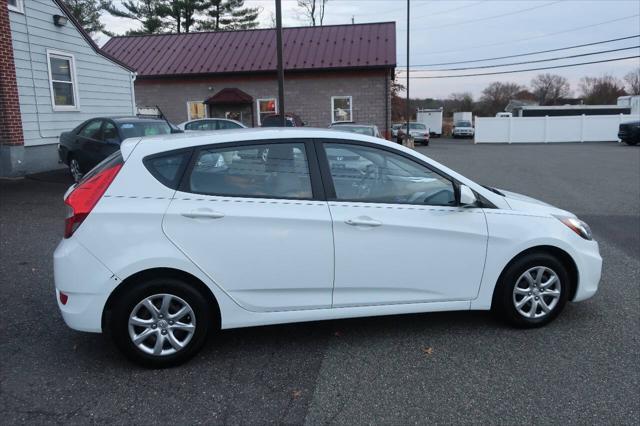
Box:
493, 253, 570, 328
68, 156, 83, 182
110, 278, 212, 368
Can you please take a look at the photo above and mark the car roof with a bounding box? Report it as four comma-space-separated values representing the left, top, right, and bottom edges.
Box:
109, 117, 168, 123
331, 123, 375, 127
122, 128, 390, 158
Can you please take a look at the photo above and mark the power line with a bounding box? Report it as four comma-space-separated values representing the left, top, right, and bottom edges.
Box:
414, 15, 640, 56
399, 45, 640, 72
411, 0, 488, 20
399, 0, 562, 32
407, 55, 640, 79
408, 35, 640, 67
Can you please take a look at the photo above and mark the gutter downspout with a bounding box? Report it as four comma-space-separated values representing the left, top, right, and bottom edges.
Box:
130, 72, 137, 115
384, 69, 390, 139
24, 6, 48, 140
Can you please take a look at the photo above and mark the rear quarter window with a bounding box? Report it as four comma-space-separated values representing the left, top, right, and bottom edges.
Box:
143, 150, 193, 189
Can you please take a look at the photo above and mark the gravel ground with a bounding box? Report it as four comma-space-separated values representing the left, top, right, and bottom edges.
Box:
0, 139, 638, 425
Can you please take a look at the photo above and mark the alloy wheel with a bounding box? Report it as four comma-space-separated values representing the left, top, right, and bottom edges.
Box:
512, 266, 562, 319
69, 158, 83, 182
128, 294, 196, 356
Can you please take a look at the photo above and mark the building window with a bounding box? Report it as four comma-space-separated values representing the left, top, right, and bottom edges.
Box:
7, 0, 24, 13
331, 96, 352, 123
187, 101, 207, 120
47, 51, 79, 111
257, 98, 278, 125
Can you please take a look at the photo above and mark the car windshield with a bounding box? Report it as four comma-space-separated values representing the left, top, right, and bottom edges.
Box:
456, 121, 472, 127
404, 123, 426, 130
118, 121, 172, 139
332, 125, 375, 136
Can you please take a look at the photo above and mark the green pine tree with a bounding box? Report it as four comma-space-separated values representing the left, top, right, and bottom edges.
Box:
61, 0, 110, 35
198, 0, 260, 31
102, 0, 166, 35
163, 0, 208, 33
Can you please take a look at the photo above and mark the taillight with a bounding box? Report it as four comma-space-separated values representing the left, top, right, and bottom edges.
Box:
64, 163, 122, 238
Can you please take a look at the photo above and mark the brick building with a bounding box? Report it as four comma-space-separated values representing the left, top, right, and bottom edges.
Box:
102, 22, 396, 134
1, 0, 136, 176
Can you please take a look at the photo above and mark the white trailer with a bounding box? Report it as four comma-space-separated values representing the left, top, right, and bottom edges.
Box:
416, 108, 443, 137
617, 95, 640, 116
453, 111, 473, 123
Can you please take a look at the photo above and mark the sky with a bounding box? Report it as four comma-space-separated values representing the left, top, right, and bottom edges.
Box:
98, 0, 640, 99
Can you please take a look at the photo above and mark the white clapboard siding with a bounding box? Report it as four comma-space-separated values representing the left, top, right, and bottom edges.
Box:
9, 0, 135, 147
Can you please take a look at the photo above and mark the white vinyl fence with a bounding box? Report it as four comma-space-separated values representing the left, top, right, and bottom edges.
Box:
475, 114, 638, 143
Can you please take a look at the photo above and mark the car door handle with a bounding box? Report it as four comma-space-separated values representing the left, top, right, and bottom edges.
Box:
345, 217, 382, 227
181, 209, 225, 219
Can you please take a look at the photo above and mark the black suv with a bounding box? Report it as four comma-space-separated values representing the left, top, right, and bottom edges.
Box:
58, 117, 179, 181
618, 121, 640, 146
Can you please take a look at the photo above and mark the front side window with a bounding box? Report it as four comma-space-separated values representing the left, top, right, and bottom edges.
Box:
188, 142, 312, 199
187, 101, 206, 120
47, 51, 77, 110
8, 0, 24, 13
218, 120, 243, 129
332, 96, 352, 123
102, 122, 119, 143
79, 120, 103, 140
257, 99, 277, 125
324, 143, 455, 206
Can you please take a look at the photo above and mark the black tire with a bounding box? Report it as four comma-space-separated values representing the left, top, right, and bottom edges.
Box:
624, 140, 638, 146
109, 277, 213, 368
492, 252, 570, 328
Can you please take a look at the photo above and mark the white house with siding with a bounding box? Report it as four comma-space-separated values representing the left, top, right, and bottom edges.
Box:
1, 0, 136, 176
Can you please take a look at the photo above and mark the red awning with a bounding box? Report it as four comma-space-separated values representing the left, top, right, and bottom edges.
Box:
204, 88, 253, 105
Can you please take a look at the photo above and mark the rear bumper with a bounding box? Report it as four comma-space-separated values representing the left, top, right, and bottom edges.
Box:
54, 238, 117, 333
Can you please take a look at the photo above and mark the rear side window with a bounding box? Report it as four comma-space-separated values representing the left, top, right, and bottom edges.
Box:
187, 143, 312, 199
144, 150, 192, 189
185, 120, 216, 131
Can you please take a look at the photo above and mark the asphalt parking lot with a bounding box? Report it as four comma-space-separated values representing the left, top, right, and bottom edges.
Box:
1, 139, 638, 424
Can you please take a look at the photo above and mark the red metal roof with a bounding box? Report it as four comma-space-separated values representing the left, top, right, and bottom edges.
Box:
102, 22, 396, 77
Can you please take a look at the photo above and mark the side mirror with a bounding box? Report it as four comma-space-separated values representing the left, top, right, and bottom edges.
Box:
459, 184, 477, 206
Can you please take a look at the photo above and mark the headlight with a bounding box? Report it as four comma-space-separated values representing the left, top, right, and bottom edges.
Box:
553, 215, 593, 240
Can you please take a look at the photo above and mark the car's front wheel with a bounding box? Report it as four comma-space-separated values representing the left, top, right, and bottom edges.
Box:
110, 278, 213, 368
493, 253, 570, 328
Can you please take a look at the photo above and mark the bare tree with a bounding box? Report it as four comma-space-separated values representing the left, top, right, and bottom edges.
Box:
624, 67, 640, 95
479, 82, 522, 116
531, 73, 571, 105
448, 92, 474, 112
579, 74, 627, 104
297, 0, 328, 26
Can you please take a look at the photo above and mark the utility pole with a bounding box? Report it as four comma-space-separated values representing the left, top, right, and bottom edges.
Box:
275, 0, 286, 127
405, 0, 410, 138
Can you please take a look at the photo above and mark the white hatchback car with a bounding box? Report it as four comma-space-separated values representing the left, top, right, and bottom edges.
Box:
54, 128, 602, 367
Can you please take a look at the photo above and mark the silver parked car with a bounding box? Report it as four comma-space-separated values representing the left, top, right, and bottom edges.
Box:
329, 123, 381, 138
178, 118, 246, 131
